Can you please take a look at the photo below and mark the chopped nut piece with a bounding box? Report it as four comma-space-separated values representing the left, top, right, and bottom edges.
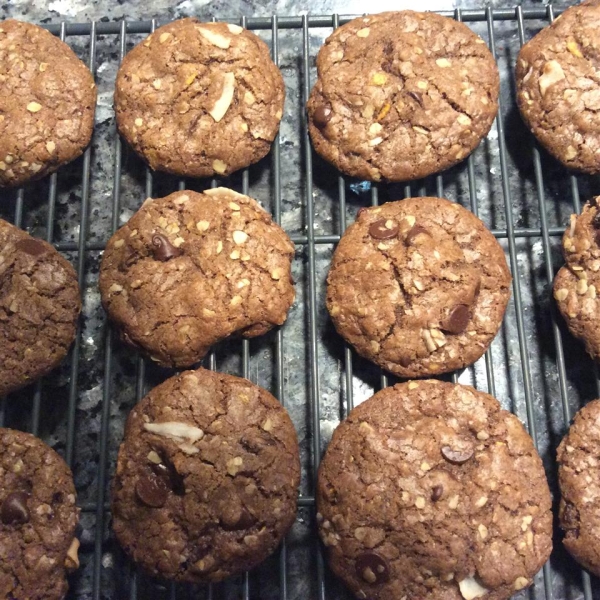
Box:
478, 523, 488, 540
357, 27, 370, 37
233, 230, 248, 245
46, 141, 56, 153
134, 118, 143, 127
415, 496, 426, 509
147, 451, 162, 464
198, 26, 231, 48
213, 159, 227, 174
196, 220, 210, 232
457, 114, 472, 126
230, 249, 241, 260
159, 32, 172, 43
555, 288, 569, 302
538, 60, 565, 96
27, 102, 42, 113
565, 145, 577, 161
227, 24, 243, 34
209, 72, 235, 122
448, 495, 459, 509
514, 577, 529, 591
371, 72, 387, 86
227, 456, 244, 475
144, 421, 205, 443
567, 40, 583, 58
408, 382, 419, 389
244, 90, 256, 105
369, 122, 383, 135
230, 295, 243, 306
458, 577, 489, 600
108, 283, 123, 293
436, 58, 452, 68
271, 268, 284, 280
65, 538, 80, 571
475, 496, 488, 508
576, 279, 588, 295
216, 241, 223, 254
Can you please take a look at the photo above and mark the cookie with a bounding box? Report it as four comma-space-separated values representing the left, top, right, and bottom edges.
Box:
0, 219, 81, 397
317, 380, 553, 600
115, 18, 284, 178
553, 197, 600, 361
99, 187, 295, 368
326, 198, 511, 378
0, 20, 96, 188
111, 367, 300, 583
307, 11, 499, 182
0, 428, 80, 600
557, 399, 600, 576
516, 0, 600, 174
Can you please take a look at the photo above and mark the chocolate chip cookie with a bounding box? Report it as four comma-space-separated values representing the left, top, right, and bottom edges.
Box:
516, 0, 600, 174
112, 367, 300, 583
553, 197, 600, 361
307, 11, 499, 182
557, 399, 600, 576
326, 198, 511, 378
99, 188, 295, 368
317, 380, 553, 600
0, 219, 81, 397
0, 20, 96, 188
0, 428, 80, 600
115, 18, 284, 178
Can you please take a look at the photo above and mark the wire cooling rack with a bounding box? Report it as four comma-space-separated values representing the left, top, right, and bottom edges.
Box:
1, 5, 598, 600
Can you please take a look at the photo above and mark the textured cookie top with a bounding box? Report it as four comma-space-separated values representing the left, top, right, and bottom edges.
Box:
317, 381, 552, 600
115, 19, 285, 178
326, 198, 511, 378
307, 11, 499, 182
0, 428, 79, 600
0, 219, 81, 396
112, 368, 300, 583
553, 197, 600, 361
99, 188, 295, 368
557, 399, 600, 576
516, 0, 600, 174
0, 20, 96, 188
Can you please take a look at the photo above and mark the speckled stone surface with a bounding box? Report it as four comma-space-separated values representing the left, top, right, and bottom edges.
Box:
0, 1, 594, 600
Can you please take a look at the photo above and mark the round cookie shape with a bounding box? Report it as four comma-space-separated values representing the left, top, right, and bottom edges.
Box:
307, 11, 499, 182
99, 188, 295, 368
557, 399, 600, 576
326, 198, 511, 378
317, 380, 553, 600
114, 19, 285, 178
0, 428, 80, 600
0, 219, 81, 396
111, 367, 300, 583
553, 197, 600, 361
0, 20, 96, 188
516, 0, 600, 174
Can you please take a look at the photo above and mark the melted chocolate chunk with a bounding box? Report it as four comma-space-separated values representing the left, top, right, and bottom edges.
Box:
441, 441, 474, 465
369, 219, 399, 240
15, 238, 47, 257
152, 234, 183, 261
431, 484, 444, 502
1, 491, 30, 525
355, 552, 390, 584
135, 473, 169, 508
404, 224, 430, 245
313, 105, 332, 128
441, 304, 470, 334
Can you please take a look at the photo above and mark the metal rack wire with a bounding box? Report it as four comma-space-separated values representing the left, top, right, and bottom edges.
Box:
0, 5, 597, 599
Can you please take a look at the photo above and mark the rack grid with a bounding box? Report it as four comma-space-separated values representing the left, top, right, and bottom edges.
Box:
0, 5, 598, 599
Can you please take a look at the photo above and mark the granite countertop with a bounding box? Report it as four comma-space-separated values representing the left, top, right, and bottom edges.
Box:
0, 1, 591, 600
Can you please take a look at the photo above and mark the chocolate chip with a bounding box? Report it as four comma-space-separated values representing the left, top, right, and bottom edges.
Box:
404, 224, 430, 245
150, 455, 185, 496
152, 234, 182, 261
407, 90, 423, 106
368, 219, 399, 240
441, 304, 470, 334
15, 238, 47, 256
135, 473, 169, 508
313, 105, 332, 128
355, 552, 390, 584
431, 484, 444, 502
441, 441, 474, 465
1, 492, 30, 525
593, 212, 600, 230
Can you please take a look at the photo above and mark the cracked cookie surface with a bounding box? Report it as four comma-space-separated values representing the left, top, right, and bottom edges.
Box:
307, 11, 499, 182
557, 399, 600, 576
99, 188, 295, 368
516, 0, 600, 174
115, 18, 285, 178
111, 367, 300, 583
317, 380, 552, 600
0, 428, 80, 600
326, 198, 511, 378
0, 219, 81, 397
553, 197, 600, 361
0, 20, 96, 188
